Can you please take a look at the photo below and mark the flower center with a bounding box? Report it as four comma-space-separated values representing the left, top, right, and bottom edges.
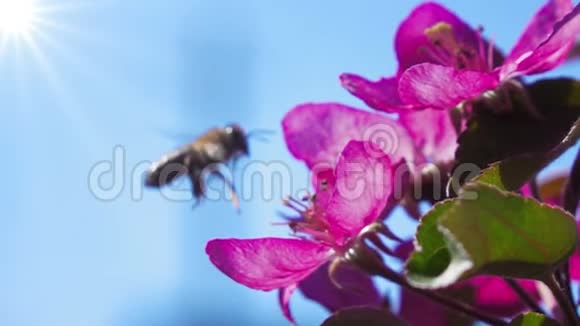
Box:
423, 22, 492, 71
281, 195, 335, 244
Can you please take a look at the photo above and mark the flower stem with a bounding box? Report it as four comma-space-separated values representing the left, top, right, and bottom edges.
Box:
373, 265, 507, 325
554, 262, 575, 317
543, 273, 579, 326
503, 278, 544, 314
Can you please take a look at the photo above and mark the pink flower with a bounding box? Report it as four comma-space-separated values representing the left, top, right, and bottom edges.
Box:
282, 102, 419, 169
399, 277, 540, 325
282, 102, 460, 222
468, 277, 540, 316
342, 1, 580, 111
398, 108, 458, 163
282, 102, 457, 169
206, 140, 394, 323
569, 220, 580, 280
298, 262, 383, 313
282, 102, 459, 219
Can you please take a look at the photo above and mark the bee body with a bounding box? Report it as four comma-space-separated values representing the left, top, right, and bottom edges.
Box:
145, 124, 248, 208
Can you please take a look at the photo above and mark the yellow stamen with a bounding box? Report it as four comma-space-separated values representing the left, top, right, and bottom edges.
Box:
424, 22, 459, 50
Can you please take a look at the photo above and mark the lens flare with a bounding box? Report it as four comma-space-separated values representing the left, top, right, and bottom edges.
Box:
0, 0, 39, 37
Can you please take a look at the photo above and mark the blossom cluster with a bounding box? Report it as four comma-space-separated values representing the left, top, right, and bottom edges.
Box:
204, 1, 580, 325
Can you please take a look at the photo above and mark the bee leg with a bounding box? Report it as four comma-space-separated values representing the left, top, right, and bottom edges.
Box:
229, 156, 241, 178
188, 169, 204, 210
214, 172, 240, 213
191, 197, 202, 210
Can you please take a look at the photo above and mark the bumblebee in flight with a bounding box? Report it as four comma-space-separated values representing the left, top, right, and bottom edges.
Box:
145, 124, 250, 209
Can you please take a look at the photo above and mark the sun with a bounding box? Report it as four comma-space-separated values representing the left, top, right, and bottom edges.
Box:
0, 0, 39, 37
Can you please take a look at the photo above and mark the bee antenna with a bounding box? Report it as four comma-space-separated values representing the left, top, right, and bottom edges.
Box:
247, 129, 275, 142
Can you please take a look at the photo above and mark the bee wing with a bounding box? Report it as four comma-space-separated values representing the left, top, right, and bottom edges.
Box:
157, 129, 200, 144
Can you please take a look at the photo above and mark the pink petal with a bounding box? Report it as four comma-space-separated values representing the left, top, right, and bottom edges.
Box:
506, 0, 573, 64
399, 287, 456, 326
340, 74, 412, 112
469, 276, 540, 316
501, 2, 580, 79
326, 140, 394, 240
299, 262, 382, 312
310, 166, 336, 215
206, 238, 332, 291
399, 108, 458, 163
399, 63, 499, 110
570, 250, 580, 281
279, 285, 298, 325
520, 183, 533, 198
312, 166, 336, 192
569, 250, 580, 280
282, 103, 418, 169
395, 2, 480, 71
571, 222, 580, 280
401, 277, 539, 324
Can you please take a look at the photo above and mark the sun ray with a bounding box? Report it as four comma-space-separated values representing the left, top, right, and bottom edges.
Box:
0, 0, 79, 49
0, 0, 40, 38
0, 0, 109, 139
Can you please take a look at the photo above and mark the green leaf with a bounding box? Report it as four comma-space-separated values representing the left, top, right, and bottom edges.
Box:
405, 200, 455, 281
509, 312, 560, 326
456, 78, 580, 169
473, 154, 548, 191
321, 306, 407, 326
406, 182, 577, 289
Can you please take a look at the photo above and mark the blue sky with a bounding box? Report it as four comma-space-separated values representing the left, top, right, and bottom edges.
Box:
0, 0, 578, 325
